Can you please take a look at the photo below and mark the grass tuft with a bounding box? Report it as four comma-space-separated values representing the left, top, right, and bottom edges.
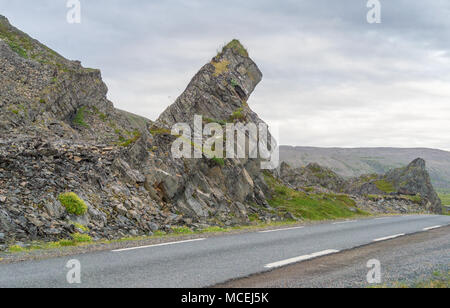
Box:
58, 192, 88, 216
73, 107, 88, 128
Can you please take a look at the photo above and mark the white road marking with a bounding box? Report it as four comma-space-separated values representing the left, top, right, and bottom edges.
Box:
333, 220, 357, 225
374, 217, 392, 220
112, 238, 206, 252
423, 225, 442, 231
373, 234, 405, 242
259, 226, 304, 233
264, 249, 340, 269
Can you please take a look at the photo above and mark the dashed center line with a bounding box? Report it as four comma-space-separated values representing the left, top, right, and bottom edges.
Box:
259, 226, 304, 233
333, 220, 357, 225
112, 238, 206, 252
373, 234, 405, 242
265, 249, 340, 268
423, 225, 442, 231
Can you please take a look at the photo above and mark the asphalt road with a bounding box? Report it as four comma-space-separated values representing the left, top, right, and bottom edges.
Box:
216, 225, 450, 288
0, 214, 449, 288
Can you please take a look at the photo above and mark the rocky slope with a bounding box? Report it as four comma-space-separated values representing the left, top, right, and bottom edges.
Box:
279, 158, 442, 214
280, 146, 450, 190
0, 16, 278, 248
0, 16, 443, 249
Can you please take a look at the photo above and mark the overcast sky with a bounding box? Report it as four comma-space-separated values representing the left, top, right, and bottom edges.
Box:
1, 0, 450, 150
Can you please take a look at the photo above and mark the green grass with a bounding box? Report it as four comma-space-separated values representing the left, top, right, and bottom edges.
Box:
229, 107, 245, 122
6, 233, 92, 253
375, 180, 396, 193
438, 193, 450, 205
171, 227, 194, 235
8, 41, 27, 58
73, 107, 88, 127
58, 192, 88, 216
119, 131, 141, 147
70, 222, 89, 232
149, 127, 172, 136
265, 174, 369, 221
211, 157, 225, 167
371, 270, 449, 288
71, 233, 92, 243
223, 39, 249, 57
204, 117, 228, 126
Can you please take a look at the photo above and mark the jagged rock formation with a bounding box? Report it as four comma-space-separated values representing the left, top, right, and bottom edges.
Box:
0, 16, 443, 249
278, 158, 443, 214
158, 39, 263, 127
278, 162, 347, 192
0, 16, 278, 247
280, 146, 450, 190
142, 40, 275, 225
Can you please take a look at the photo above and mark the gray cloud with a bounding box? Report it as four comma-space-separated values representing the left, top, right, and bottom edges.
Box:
1, 0, 449, 150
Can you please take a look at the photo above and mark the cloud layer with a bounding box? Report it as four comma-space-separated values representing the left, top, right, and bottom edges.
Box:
1, 0, 449, 150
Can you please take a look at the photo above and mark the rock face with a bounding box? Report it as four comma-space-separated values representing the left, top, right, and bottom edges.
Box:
279, 158, 442, 214
0, 16, 443, 248
384, 158, 442, 213
278, 162, 347, 192
0, 16, 279, 246
158, 39, 263, 127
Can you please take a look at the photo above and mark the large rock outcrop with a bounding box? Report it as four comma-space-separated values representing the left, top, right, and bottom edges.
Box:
278, 158, 442, 214
278, 162, 347, 192
384, 158, 442, 213
0, 15, 279, 247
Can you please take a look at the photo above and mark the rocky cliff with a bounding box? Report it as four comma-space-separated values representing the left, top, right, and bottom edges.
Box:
0, 16, 443, 249
0, 16, 278, 248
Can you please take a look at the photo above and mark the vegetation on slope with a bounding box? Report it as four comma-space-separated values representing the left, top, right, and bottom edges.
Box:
264, 173, 369, 220
438, 193, 450, 205
375, 179, 396, 193
372, 270, 449, 288
58, 192, 88, 216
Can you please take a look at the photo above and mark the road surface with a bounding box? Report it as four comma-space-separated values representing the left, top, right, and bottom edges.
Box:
0, 214, 448, 288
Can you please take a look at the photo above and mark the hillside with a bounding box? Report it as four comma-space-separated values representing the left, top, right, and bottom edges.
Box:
280, 146, 450, 190
0, 15, 443, 251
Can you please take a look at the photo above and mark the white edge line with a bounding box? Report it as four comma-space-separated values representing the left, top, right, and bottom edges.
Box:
264, 249, 340, 269
112, 238, 206, 252
333, 220, 357, 225
259, 226, 304, 233
373, 233, 405, 242
423, 225, 442, 231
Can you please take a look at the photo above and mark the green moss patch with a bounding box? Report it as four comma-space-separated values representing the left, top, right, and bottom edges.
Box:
229, 107, 245, 122
58, 192, 88, 216
211, 157, 225, 167
375, 180, 396, 193
223, 39, 249, 57
119, 131, 141, 147
73, 107, 88, 128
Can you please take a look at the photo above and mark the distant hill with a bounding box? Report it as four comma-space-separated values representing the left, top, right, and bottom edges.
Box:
280, 146, 450, 191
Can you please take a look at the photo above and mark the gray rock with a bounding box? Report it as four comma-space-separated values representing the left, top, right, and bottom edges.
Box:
148, 222, 159, 232
115, 204, 128, 216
